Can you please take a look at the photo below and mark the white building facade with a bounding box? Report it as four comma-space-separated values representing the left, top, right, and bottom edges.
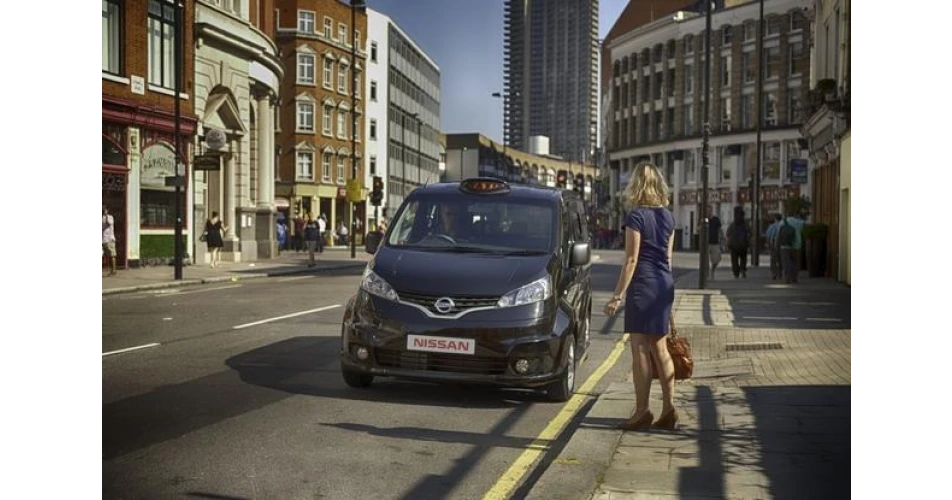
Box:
605, 0, 813, 250
364, 9, 390, 229
192, 0, 282, 263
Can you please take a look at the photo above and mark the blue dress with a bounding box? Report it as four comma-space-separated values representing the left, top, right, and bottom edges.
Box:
624, 207, 675, 335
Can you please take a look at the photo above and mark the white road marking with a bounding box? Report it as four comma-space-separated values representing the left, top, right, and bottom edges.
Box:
743, 316, 798, 321
806, 317, 843, 322
103, 343, 160, 357
160, 285, 243, 296
791, 301, 837, 306
738, 300, 776, 304
232, 304, 342, 330
277, 276, 314, 282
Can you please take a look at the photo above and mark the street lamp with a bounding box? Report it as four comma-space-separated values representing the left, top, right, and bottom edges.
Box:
349, 0, 366, 259
699, 0, 713, 289
492, 91, 519, 180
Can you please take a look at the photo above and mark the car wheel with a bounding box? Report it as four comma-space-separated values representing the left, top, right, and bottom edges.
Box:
546, 337, 576, 402
342, 366, 373, 388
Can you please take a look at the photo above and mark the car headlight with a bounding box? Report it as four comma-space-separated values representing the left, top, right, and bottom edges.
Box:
360, 268, 399, 301
497, 277, 551, 308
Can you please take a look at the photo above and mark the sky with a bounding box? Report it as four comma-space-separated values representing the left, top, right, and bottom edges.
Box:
365, 0, 629, 145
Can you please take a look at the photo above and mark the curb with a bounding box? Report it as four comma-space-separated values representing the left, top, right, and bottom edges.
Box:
102, 262, 367, 296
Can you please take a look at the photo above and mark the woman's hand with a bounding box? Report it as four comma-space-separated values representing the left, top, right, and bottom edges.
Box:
604, 296, 622, 316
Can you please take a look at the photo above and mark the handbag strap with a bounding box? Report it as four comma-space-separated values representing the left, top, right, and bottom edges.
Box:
669, 315, 678, 338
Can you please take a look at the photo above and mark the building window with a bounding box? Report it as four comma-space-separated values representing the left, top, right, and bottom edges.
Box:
322, 153, 331, 181
653, 72, 662, 100
684, 34, 694, 55
297, 102, 314, 132
355, 30, 361, 51
743, 52, 755, 83
323, 17, 332, 38
667, 68, 675, 97
296, 151, 314, 180
147, 0, 177, 88
764, 142, 781, 180
102, 0, 122, 74
370, 155, 377, 174
766, 46, 780, 79
684, 103, 694, 136
371, 41, 378, 62
720, 55, 731, 87
790, 11, 806, 32
789, 41, 804, 75
323, 105, 332, 134
337, 157, 346, 184
722, 25, 732, 45
741, 94, 753, 128
788, 91, 802, 123
763, 92, 778, 126
337, 111, 346, 138
323, 59, 333, 89
684, 150, 696, 184
338, 65, 347, 94
767, 15, 783, 36
370, 118, 377, 140
685, 65, 694, 94
298, 11, 315, 32
721, 97, 731, 131
338, 23, 347, 45
666, 108, 675, 138
370, 80, 377, 101
743, 20, 755, 42
297, 54, 315, 84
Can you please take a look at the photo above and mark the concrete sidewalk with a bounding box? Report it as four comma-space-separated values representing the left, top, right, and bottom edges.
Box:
528, 263, 851, 500
102, 246, 371, 295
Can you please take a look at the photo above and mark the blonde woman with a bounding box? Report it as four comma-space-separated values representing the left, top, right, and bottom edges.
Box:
604, 163, 678, 431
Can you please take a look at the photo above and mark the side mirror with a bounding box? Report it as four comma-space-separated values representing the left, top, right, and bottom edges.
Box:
365, 231, 384, 254
570, 242, 590, 267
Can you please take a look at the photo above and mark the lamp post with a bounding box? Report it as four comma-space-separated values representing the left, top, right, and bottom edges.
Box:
752, 0, 765, 267
415, 113, 422, 185
173, 0, 184, 280
699, 0, 713, 289
349, 0, 365, 259
492, 91, 519, 180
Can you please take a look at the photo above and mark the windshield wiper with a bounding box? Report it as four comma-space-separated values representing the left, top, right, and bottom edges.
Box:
499, 249, 548, 256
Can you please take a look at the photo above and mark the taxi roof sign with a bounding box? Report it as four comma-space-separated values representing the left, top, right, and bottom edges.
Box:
459, 177, 511, 195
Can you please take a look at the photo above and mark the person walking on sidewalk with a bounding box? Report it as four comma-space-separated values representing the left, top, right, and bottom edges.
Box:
604, 163, 679, 432
304, 213, 320, 267
726, 207, 751, 279
766, 213, 784, 280
204, 212, 227, 268
779, 208, 805, 284
317, 214, 327, 253
706, 208, 725, 280
103, 205, 118, 276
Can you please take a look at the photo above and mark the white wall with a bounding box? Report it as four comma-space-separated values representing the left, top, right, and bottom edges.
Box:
366, 10, 391, 227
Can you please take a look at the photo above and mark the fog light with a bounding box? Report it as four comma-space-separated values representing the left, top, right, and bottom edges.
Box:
514, 358, 530, 374
356, 347, 369, 360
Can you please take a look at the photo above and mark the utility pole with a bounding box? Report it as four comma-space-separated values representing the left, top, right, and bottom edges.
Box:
349, 0, 364, 258
173, 0, 184, 280
752, 0, 765, 267
699, 0, 713, 289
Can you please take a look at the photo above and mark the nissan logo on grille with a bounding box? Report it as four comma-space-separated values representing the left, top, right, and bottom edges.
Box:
434, 297, 455, 314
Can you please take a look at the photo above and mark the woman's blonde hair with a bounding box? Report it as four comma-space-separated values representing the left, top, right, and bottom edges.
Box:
625, 162, 670, 208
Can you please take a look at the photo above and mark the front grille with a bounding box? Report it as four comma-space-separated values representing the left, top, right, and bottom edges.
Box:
398, 291, 499, 315
375, 349, 508, 375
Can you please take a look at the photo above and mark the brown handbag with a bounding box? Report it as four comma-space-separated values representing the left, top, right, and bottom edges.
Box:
651, 316, 694, 380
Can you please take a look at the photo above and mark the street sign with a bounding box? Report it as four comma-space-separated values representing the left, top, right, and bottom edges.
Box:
193, 154, 221, 171
164, 176, 185, 187
790, 159, 808, 184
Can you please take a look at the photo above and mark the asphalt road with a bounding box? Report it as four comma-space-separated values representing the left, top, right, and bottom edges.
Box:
102, 255, 695, 499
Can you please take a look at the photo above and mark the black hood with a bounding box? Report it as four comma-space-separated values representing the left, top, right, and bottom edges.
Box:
370, 246, 553, 297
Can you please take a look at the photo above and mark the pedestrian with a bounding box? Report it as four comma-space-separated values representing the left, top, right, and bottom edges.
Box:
604, 162, 679, 432
317, 214, 327, 253
103, 205, 118, 276
779, 208, 805, 284
304, 213, 320, 266
204, 211, 227, 268
377, 216, 388, 234
276, 219, 288, 254
338, 221, 349, 245
726, 207, 751, 279
293, 215, 305, 252
706, 207, 725, 280
765, 213, 784, 280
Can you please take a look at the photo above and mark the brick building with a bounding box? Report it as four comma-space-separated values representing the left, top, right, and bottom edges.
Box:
274, 0, 368, 246
604, 0, 813, 250
103, 0, 199, 268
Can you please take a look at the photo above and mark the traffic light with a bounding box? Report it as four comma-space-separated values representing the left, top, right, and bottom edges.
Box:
573, 174, 584, 193
556, 170, 568, 188
370, 176, 383, 206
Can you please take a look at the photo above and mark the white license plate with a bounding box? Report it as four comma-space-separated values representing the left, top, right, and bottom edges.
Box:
406, 335, 476, 355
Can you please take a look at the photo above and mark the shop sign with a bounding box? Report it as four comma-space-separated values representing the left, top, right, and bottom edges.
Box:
790, 159, 808, 184
142, 143, 176, 189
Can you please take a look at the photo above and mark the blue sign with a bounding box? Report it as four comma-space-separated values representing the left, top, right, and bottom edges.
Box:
790, 159, 808, 184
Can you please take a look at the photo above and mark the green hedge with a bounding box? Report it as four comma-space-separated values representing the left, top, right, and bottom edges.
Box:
140, 234, 184, 259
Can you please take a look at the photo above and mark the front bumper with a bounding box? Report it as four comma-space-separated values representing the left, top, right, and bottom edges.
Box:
339, 292, 574, 388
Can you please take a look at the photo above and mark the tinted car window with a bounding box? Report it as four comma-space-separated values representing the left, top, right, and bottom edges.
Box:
386, 194, 556, 253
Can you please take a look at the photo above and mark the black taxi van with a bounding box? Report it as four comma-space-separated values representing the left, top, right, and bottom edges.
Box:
339, 178, 592, 401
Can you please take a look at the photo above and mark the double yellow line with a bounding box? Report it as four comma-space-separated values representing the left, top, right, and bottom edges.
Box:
482, 333, 630, 500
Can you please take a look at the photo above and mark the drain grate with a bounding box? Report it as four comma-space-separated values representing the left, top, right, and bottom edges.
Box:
725, 342, 784, 352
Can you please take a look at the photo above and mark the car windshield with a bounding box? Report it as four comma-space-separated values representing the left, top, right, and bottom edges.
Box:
385, 194, 556, 254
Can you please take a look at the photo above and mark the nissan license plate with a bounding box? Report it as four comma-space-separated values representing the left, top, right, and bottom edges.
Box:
406, 335, 475, 355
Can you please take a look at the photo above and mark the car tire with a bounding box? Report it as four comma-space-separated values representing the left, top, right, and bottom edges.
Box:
342, 366, 373, 388
546, 336, 576, 402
